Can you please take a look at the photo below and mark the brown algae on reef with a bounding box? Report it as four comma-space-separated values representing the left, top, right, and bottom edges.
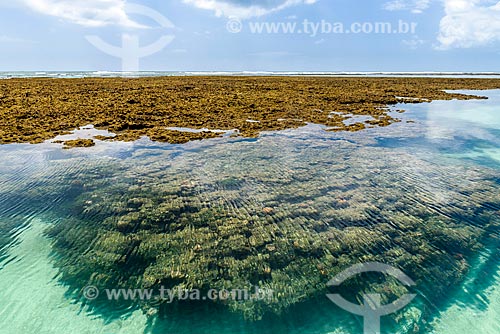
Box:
1, 76, 500, 145
61, 139, 96, 149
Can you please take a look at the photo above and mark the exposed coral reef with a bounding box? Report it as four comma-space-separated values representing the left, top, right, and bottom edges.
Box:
1, 77, 500, 144
61, 139, 96, 149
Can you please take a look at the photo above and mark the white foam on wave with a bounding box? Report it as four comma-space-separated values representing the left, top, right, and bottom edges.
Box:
2, 71, 500, 79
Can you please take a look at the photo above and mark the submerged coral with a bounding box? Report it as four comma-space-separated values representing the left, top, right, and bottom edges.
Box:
41, 136, 500, 326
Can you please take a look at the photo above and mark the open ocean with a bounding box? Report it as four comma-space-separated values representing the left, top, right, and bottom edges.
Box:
2, 71, 500, 79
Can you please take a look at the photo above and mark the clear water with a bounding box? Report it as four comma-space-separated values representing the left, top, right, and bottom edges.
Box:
0, 91, 499, 334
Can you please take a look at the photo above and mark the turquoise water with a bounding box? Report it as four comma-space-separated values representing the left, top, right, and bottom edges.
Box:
0, 91, 499, 334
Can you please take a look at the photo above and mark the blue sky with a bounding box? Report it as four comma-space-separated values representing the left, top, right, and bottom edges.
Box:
0, 0, 500, 71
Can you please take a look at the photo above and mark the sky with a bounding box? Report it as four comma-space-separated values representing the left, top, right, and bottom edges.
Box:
0, 0, 500, 72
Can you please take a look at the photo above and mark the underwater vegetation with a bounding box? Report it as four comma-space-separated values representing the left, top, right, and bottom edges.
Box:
0, 215, 27, 263
39, 138, 500, 331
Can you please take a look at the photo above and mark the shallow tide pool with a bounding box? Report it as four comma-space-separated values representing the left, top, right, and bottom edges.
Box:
0, 90, 499, 334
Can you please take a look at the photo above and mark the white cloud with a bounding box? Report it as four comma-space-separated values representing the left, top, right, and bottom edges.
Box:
249, 51, 295, 57
383, 0, 500, 49
437, 0, 500, 49
383, 0, 431, 13
23, 0, 144, 28
402, 35, 425, 49
0, 35, 36, 43
182, 0, 318, 19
